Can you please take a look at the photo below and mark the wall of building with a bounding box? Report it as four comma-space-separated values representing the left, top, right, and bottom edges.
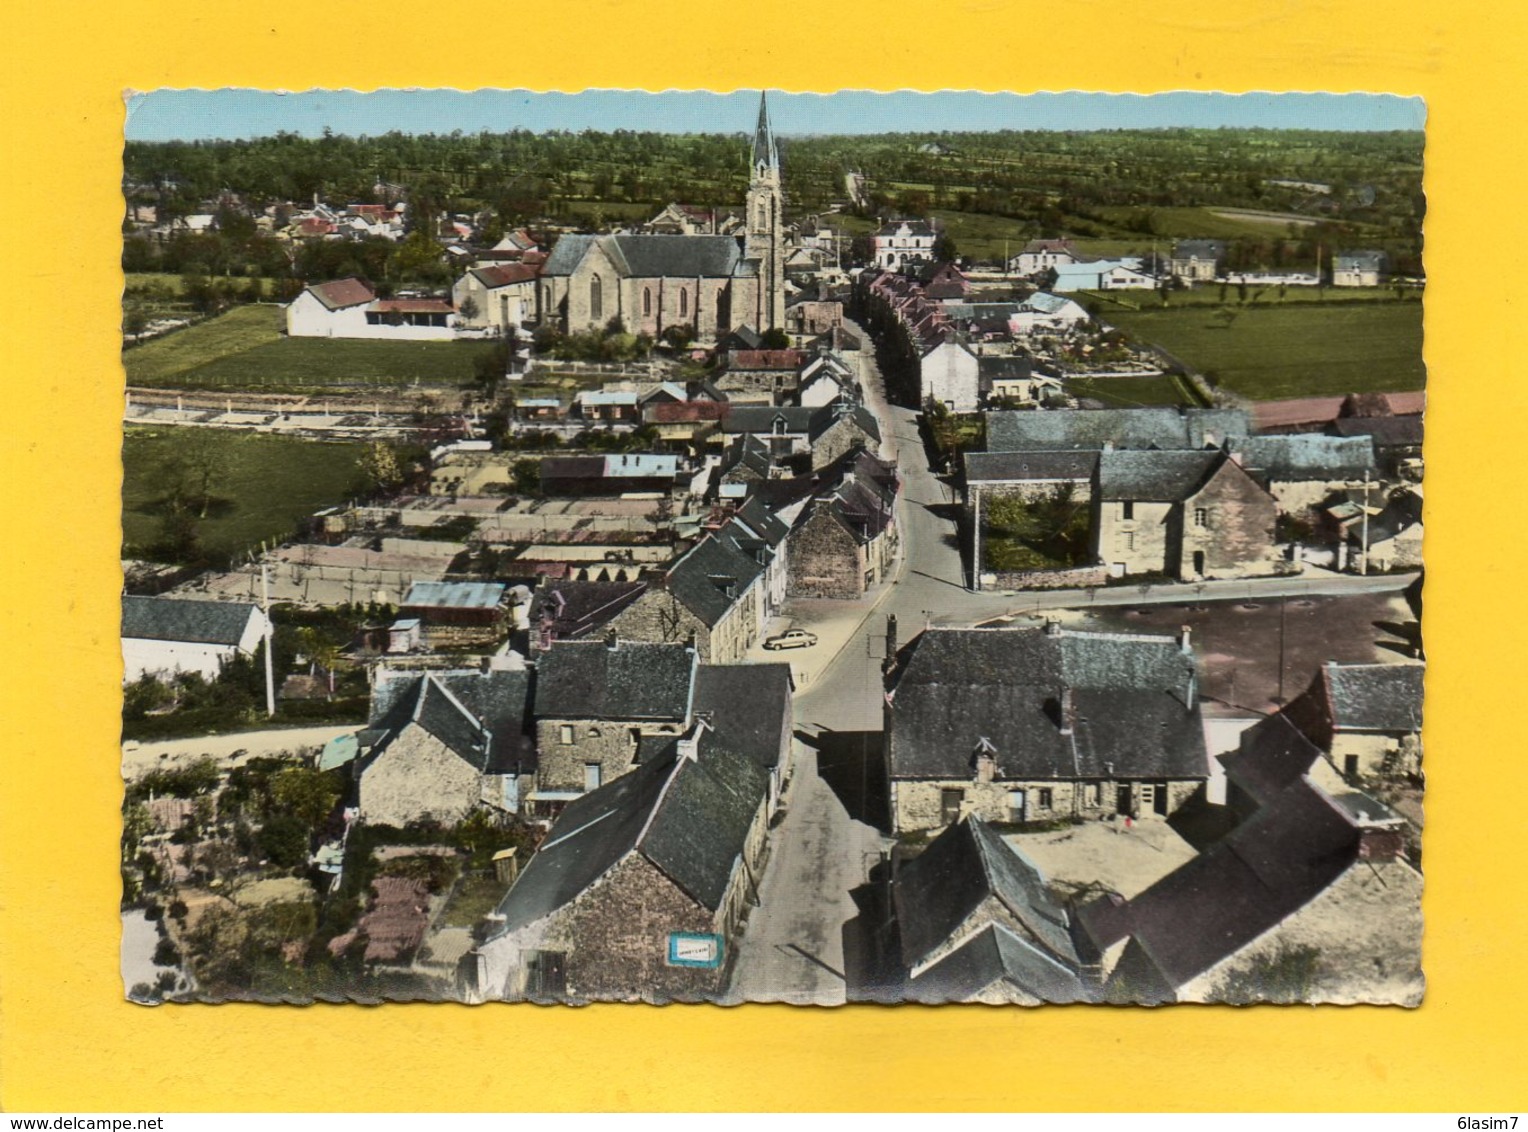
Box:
810, 417, 881, 471
121, 638, 243, 684
920, 343, 979, 412
1179, 464, 1280, 580
1270, 478, 1359, 519
604, 590, 711, 656
1094, 499, 1174, 576
787, 509, 866, 599
890, 777, 1202, 834
534, 718, 685, 794
359, 728, 484, 827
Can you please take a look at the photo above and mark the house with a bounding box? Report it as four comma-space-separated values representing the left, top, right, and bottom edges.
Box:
918, 338, 984, 411
1093, 449, 1280, 580
574, 388, 642, 423
1075, 709, 1422, 1004
873, 219, 938, 270
784, 299, 844, 338
643, 398, 730, 443
1351, 488, 1424, 572
642, 202, 732, 236
919, 261, 971, 300
399, 581, 507, 647
720, 405, 817, 458
1227, 434, 1377, 516
883, 622, 1208, 834
527, 580, 651, 650
712, 349, 806, 404
980, 355, 1056, 405
1283, 661, 1425, 781
355, 665, 534, 826
1051, 259, 1156, 292
1009, 239, 1081, 277
796, 352, 858, 408
538, 453, 682, 496
1332, 250, 1387, 287
601, 507, 789, 663
691, 661, 795, 814
716, 433, 779, 498
529, 639, 699, 808
1168, 239, 1226, 282
807, 402, 882, 471
786, 450, 899, 599
121, 596, 269, 683
963, 450, 1099, 507
284, 277, 457, 340
466, 729, 770, 1002
452, 263, 539, 331
895, 817, 1089, 1004
1007, 292, 1091, 336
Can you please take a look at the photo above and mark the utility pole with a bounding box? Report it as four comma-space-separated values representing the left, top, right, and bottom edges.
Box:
261, 562, 276, 718
972, 484, 982, 592
1359, 472, 1372, 576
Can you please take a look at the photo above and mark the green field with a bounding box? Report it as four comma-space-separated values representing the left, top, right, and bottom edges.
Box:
1080, 287, 1414, 311
1103, 301, 1425, 400
123, 429, 366, 564
1066, 373, 1198, 408
123, 305, 492, 390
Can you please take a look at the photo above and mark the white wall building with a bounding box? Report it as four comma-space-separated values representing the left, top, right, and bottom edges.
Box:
121, 596, 269, 683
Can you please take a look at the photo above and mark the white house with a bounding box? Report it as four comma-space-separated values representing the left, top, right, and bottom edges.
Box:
797, 351, 858, 407
919, 338, 981, 412
1008, 239, 1081, 276
874, 219, 938, 270
1052, 259, 1157, 292
1008, 292, 1091, 335
285, 277, 458, 340
1332, 251, 1387, 288
121, 596, 269, 684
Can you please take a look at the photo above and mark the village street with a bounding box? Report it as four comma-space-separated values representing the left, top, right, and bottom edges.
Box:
727, 316, 1420, 1002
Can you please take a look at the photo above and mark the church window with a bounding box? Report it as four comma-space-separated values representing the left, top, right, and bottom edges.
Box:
679, 289, 688, 318
643, 287, 652, 317
590, 274, 603, 322
757, 201, 767, 230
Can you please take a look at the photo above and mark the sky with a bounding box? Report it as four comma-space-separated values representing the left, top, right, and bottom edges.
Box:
124, 88, 1426, 142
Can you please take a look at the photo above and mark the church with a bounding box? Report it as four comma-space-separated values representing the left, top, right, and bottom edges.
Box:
536, 93, 787, 341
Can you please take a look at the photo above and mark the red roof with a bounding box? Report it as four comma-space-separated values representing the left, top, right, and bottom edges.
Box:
474, 263, 540, 287
370, 298, 454, 314
308, 277, 376, 310
297, 218, 337, 237
1252, 391, 1425, 431
646, 401, 731, 424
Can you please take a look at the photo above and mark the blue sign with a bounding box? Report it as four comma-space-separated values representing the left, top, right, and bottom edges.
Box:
667, 932, 724, 968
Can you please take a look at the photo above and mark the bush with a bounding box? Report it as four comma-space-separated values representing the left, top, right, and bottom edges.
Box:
153, 938, 182, 967
258, 813, 311, 869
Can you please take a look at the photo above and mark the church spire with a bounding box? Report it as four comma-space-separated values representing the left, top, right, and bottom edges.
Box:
751, 91, 778, 172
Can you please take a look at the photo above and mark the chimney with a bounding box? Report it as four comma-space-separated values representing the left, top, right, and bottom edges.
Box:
605, 630, 618, 650
1179, 625, 1193, 653
1044, 617, 1062, 637
1059, 687, 1075, 736
885, 614, 899, 662
677, 716, 712, 763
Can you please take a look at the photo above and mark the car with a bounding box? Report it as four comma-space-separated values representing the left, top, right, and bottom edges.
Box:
763, 628, 818, 651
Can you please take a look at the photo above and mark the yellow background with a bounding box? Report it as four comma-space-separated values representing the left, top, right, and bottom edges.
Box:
2, 0, 1523, 1112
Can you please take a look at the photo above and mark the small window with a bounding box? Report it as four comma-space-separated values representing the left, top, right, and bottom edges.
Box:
940, 788, 964, 825
1194, 507, 1209, 528
583, 764, 602, 791
1038, 788, 1054, 810
1122, 501, 1134, 520
679, 289, 689, 317
558, 724, 574, 746
642, 287, 652, 317
588, 727, 601, 738
1125, 531, 1136, 552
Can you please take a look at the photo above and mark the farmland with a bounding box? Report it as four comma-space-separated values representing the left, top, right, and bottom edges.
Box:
124, 305, 493, 391
1065, 373, 1198, 408
122, 428, 367, 565
1102, 300, 1425, 400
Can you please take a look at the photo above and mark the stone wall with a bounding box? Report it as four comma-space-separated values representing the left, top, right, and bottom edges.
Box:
1094, 499, 1174, 576
787, 507, 866, 599
981, 564, 1109, 591
1180, 462, 1279, 579
890, 777, 1202, 834
535, 718, 685, 793
604, 590, 711, 657
359, 727, 483, 827
810, 417, 880, 471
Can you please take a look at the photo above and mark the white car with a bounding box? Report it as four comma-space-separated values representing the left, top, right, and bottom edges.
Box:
763, 628, 819, 651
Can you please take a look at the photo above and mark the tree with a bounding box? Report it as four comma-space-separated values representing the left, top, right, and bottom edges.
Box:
123, 305, 150, 344
270, 767, 341, 828
456, 295, 480, 325
258, 812, 311, 868
759, 327, 790, 349
932, 233, 959, 263
358, 441, 404, 494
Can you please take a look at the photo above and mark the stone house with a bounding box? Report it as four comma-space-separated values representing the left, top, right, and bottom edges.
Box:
713, 349, 806, 405
785, 299, 844, 337
1008, 238, 1081, 276
466, 730, 771, 1002
895, 817, 1089, 1004
1168, 239, 1226, 282
964, 450, 1099, 508
529, 639, 699, 809
984, 406, 1250, 454
883, 622, 1209, 835
691, 661, 796, 815
121, 595, 269, 684
1228, 434, 1377, 518
807, 403, 882, 471
451, 263, 538, 331
1093, 450, 1280, 580
1283, 661, 1425, 781
1076, 709, 1422, 1005
873, 219, 937, 270
786, 452, 899, 599
356, 666, 534, 827
721, 405, 816, 460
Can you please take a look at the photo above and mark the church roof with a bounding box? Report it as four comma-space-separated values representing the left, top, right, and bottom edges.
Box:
540, 233, 743, 280
752, 91, 779, 171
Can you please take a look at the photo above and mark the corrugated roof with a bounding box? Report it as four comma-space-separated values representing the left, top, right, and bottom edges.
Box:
402, 581, 506, 610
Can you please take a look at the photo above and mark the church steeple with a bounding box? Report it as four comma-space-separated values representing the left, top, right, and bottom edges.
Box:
751, 91, 779, 174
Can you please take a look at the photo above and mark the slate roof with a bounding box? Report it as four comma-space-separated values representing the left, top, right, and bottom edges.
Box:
895, 817, 1078, 974
1330, 415, 1424, 448
734, 495, 791, 547
121, 595, 261, 646
490, 739, 768, 934
592, 234, 746, 279
367, 673, 491, 772
719, 434, 774, 480
1171, 239, 1226, 261
1076, 774, 1362, 992
1230, 434, 1376, 481
664, 520, 770, 628
1219, 712, 1323, 807
721, 406, 815, 436
886, 627, 1206, 783
808, 403, 880, 445
306, 277, 376, 310
978, 355, 1034, 380
1096, 449, 1221, 502
530, 581, 650, 641
964, 450, 1099, 484
1335, 250, 1386, 272
906, 922, 1090, 1005
533, 640, 696, 721
692, 663, 794, 771
366, 667, 533, 773
1322, 662, 1424, 733
985, 408, 1192, 453
539, 234, 597, 276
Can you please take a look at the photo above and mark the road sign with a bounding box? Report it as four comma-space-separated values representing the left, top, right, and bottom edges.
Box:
667, 932, 724, 969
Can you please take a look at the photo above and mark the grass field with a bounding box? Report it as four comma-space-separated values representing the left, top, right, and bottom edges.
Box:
1080, 287, 1415, 311
1103, 301, 1425, 400
1066, 373, 1198, 408
122, 428, 366, 564
123, 305, 492, 390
